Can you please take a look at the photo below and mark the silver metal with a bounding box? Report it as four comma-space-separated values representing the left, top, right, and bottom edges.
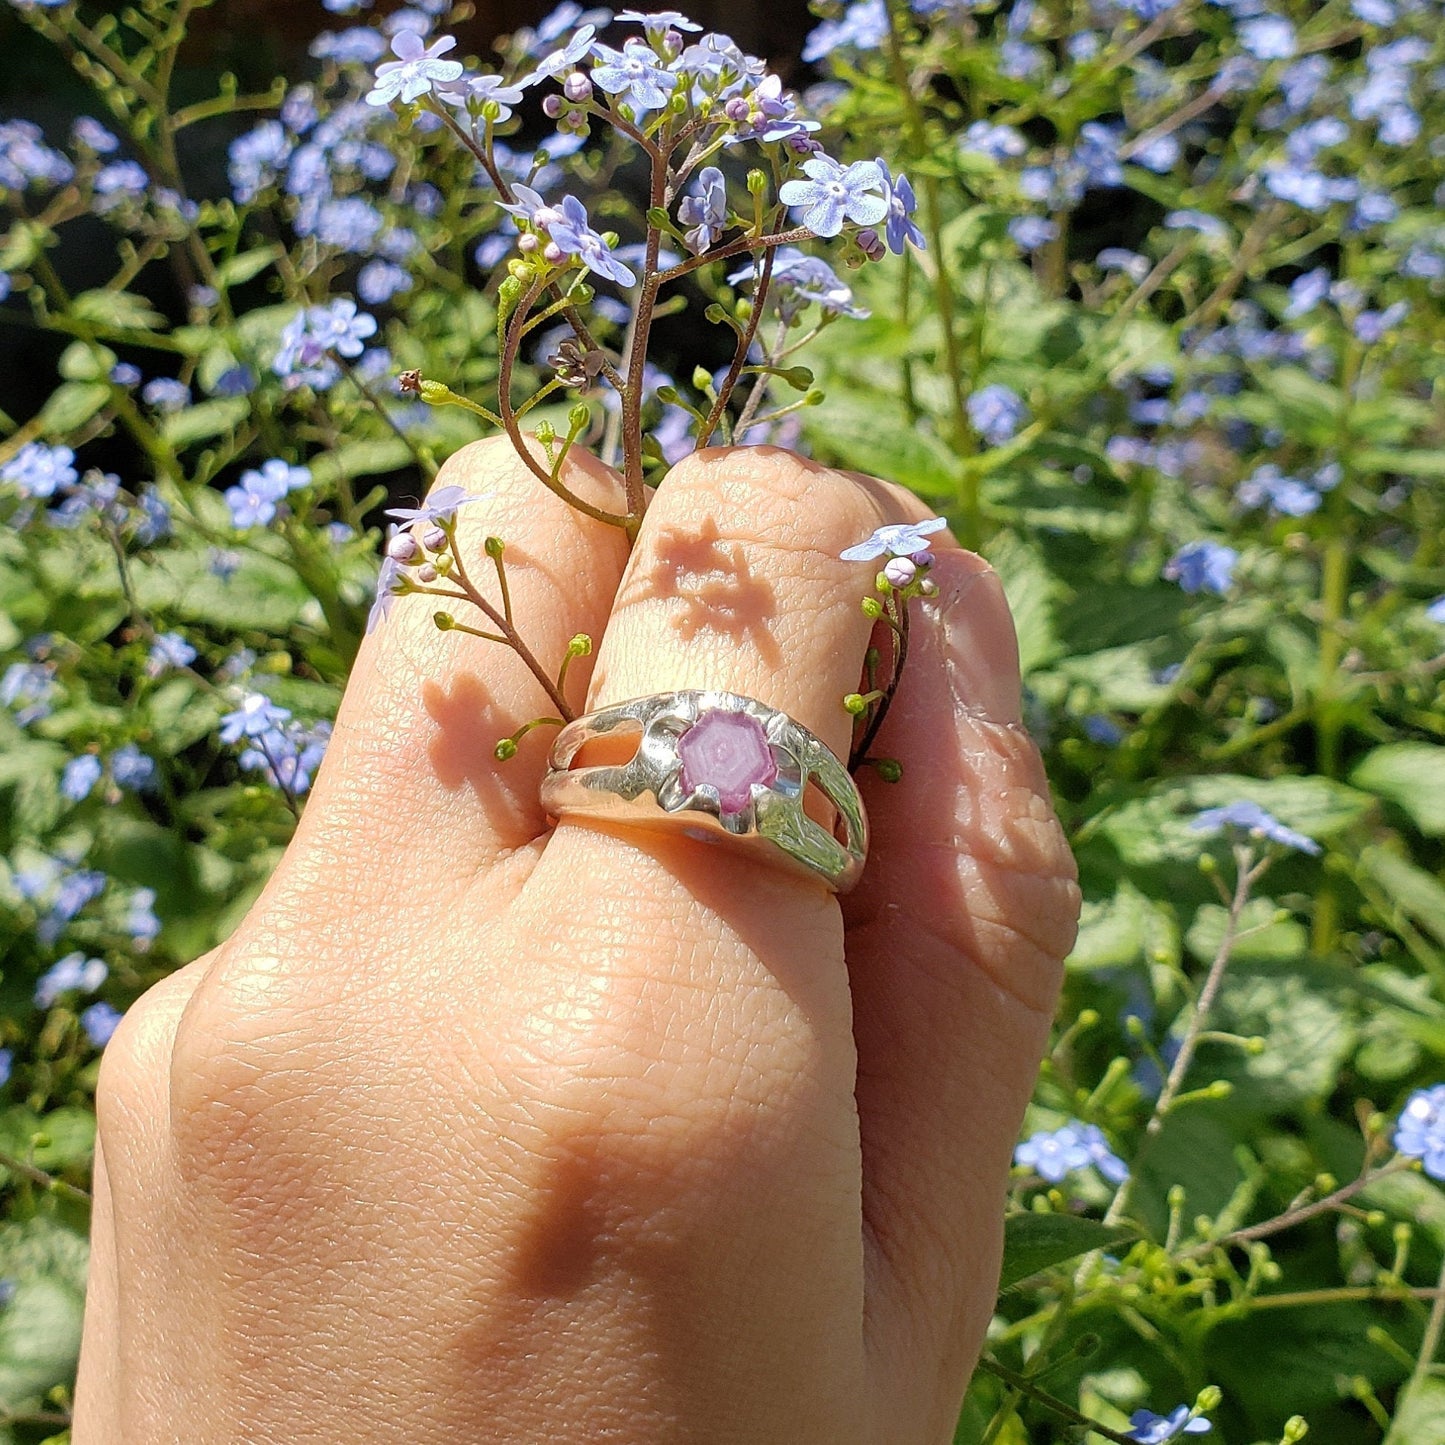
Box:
540, 689, 868, 893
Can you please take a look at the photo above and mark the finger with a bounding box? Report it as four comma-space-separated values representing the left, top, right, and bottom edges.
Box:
502, 447, 916, 1408
72, 1127, 120, 1436
527, 442, 905, 932
271, 436, 630, 897
841, 548, 1079, 1434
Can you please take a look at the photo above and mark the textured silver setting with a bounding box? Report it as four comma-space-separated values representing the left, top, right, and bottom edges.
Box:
539, 689, 868, 893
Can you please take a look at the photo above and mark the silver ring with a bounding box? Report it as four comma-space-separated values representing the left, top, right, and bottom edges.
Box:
539, 690, 868, 893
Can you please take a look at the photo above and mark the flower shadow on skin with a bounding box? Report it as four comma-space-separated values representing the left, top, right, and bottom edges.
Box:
642, 514, 782, 667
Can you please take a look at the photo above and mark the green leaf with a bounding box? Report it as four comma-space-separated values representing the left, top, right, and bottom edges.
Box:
305, 435, 417, 488
131, 546, 311, 633
0, 1107, 93, 1178
1358, 846, 1445, 951
1352, 743, 1445, 836
0, 1216, 88, 1415
1385, 1377, 1445, 1445
984, 531, 1061, 674
56, 341, 117, 383
1069, 880, 1179, 971
1185, 898, 1309, 965
1355, 448, 1445, 479
160, 396, 251, 448
71, 288, 166, 330
1206, 969, 1356, 1110
1097, 774, 1369, 868
998, 1213, 1138, 1292
802, 397, 958, 500
216, 245, 282, 288
37, 381, 110, 435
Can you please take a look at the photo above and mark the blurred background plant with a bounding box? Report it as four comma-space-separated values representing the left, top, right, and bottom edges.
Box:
1, 0, 1443, 1441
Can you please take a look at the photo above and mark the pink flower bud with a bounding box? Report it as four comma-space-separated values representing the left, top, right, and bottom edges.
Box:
415, 562, 439, 584
533, 206, 563, 229
883, 556, 917, 588
857, 228, 885, 262
724, 96, 750, 122
910, 549, 934, 567
563, 72, 593, 102
386, 532, 420, 563
543, 241, 565, 265
542, 93, 564, 118
421, 526, 448, 553
518, 233, 539, 253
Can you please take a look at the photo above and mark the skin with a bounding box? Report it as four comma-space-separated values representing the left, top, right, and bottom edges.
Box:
73, 439, 1080, 1444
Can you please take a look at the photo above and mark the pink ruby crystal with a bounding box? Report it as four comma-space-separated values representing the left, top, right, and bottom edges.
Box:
677, 708, 778, 816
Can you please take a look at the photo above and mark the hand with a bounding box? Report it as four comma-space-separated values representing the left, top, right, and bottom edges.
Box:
74, 440, 1079, 1444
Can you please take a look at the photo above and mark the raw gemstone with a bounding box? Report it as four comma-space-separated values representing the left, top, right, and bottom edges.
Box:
677, 707, 778, 816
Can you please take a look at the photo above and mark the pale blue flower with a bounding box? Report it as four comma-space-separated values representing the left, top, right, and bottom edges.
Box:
141, 377, 189, 413
384, 484, 482, 525
543, 194, 638, 286
146, 631, 196, 676
589, 38, 677, 113
60, 755, 103, 802
968, 384, 1027, 446
520, 25, 598, 86
677, 166, 727, 253
35, 952, 108, 1010
110, 743, 156, 792
1397, 1085, 1445, 1179
779, 155, 887, 239
1238, 15, 1296, 60
1015, 1122, 1128, 1185
1163, 541, 1237, 595
1189, 800, 1321, 854
365, 30, 464, 106
80, 1001, 124, 1048
219, 693, 292, 744
840, 517, 947, 562
877, 159, 924, 254
2, 443, 78, 499
1127, 1406, 1211, 1443
1008, 215, 1057, 251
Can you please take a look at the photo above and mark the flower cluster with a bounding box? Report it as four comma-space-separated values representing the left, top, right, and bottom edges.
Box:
1014, 1121, 1130, 1187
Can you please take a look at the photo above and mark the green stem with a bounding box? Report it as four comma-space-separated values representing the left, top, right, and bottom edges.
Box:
881, 0, 975, 545
973, 1358, 1142, 1444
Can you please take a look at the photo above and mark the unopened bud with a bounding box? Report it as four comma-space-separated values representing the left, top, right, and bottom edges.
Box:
494, 738, 518, 761
857, 228, 885, 262
433, 611, 455, 630
861, 596, 883, 618
415, 562, 438, 583
568, 632, 592, 656
518, 233, 539, 253
910, 549, 934, 567
919, 578, 938, 596
507, 257, 531, 279
387, 532, 420, 563
421, 526, 447, 553
568, 402, 591, 432
484, 535, 505, 558
875, 758, 903, 783
843, 693, 869, 715
726, 97, 751, 122
883, 556, 916, 588
564, 72, 593, 102
542, 93, 564, 118
692, 364, 713, 392
746, 168, 767, 194
543, 241, 565, 265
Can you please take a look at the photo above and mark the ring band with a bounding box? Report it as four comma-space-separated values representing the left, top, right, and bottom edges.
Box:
539, 690, 868, 892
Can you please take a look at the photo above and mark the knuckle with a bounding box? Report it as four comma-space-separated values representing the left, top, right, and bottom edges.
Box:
656, 445, 888, 560
94, 955, 210, 1150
